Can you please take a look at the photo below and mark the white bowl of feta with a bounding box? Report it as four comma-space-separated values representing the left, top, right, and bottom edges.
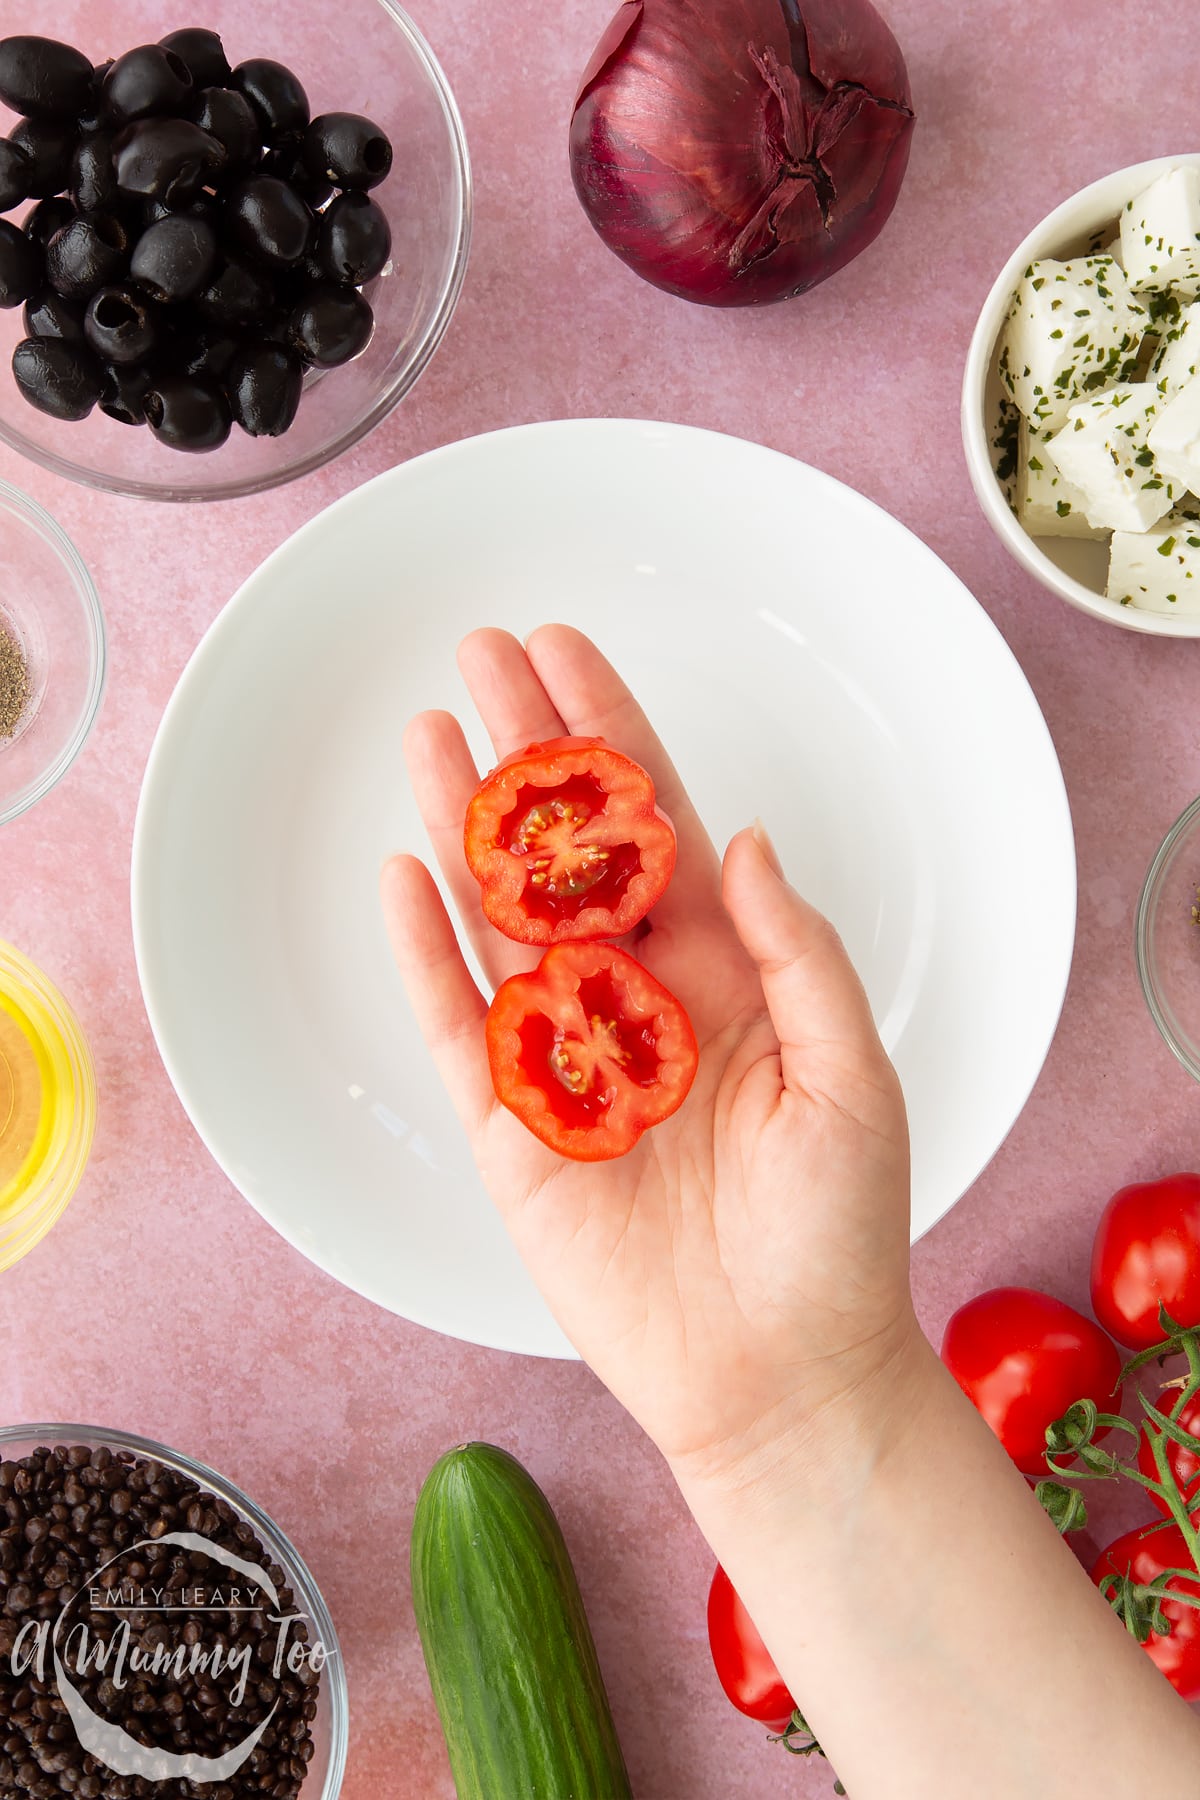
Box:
963, 154, 1200, 636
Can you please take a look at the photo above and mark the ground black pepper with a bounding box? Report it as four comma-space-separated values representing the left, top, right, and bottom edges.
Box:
0, 623, 29, 739
0, 1445, 321, 1798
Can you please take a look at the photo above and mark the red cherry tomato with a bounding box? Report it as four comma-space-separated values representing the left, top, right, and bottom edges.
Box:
1138, 1392, 1200, 1522
485, 941, 698, 1160
940, 1286, 1122, 1476
707, 1564, 795, 1732
464, 736, 677, 945
1092, 1523, 1200, 1701
1090, 1174, 1200, 1350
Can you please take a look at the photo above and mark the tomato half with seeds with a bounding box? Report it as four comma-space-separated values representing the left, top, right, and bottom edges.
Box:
485, 942, 698, 1160
464, 737, 676, 945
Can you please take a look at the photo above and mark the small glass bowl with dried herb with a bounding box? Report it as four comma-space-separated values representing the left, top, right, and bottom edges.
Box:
1137, 793, 1200, 1081
0, 480, 104, 827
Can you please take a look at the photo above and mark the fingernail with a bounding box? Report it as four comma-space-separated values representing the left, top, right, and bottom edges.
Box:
751, 817, 785, 880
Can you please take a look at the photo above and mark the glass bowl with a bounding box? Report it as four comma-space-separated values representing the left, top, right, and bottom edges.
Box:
0, 941, 97, 1268
0, 1, 471, 502
0, 481, 105, 825
0, 1423, 348, 1796
1136, 794, 1200, 1080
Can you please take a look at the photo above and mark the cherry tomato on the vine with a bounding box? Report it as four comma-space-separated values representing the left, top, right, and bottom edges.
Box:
940, 1286, 1122, 1476
1090, 1173, 1200, 1350
1092, 1523, 1200, 1701
707, 1564, 795, 1732
1138, 1391, 1200, 1523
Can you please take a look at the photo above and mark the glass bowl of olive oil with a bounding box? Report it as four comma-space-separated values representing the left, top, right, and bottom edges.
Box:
0, 941, 96, 1267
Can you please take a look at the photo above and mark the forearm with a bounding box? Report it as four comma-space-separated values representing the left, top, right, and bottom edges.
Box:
673, 1326, 1200, 1800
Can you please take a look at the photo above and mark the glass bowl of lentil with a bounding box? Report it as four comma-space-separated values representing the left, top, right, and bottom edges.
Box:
0, 481, 105, 827
1136, 793, 1200, 1082
0, 1425, 347, 1799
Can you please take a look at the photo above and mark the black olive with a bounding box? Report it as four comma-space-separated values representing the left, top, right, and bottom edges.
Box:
130, 214, 217, 303
76, 60, 113, 134
195, 255, 275, 328
144, 374, 230, 450
68, 130, 118, 213
12, 335, 101, 419
98, 359, 154, 425
44, 212, 129, 300
191, 87, 260, 178
0, 220, 40, 307
260, 130, 332, 209
230, 59, 309, 139
317, 192, 391, 285
303, 113, 393, 192
142, 193, 218, 231
164, 318, 239, 381
226, 342, 303, 436
102, 45, 193, 124
23, 288, 84, 342
0, 140, 32, 211
113, 118, 225, 206
227, 176, 313, 269
84, 283, 158, 365
0, 36, 93, 120
159, 28, 230, 91
288, 283, 373, 367
24, 195, 74, 250
9, 117, 76, 199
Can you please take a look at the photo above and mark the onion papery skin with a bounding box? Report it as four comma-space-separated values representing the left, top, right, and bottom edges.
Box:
569, 0, 916, 307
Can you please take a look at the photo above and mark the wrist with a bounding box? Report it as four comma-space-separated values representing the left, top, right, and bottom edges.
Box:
667, 1313, 941, 1530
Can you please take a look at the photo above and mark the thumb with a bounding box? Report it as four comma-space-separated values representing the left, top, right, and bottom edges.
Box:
722, 822, 891, 1083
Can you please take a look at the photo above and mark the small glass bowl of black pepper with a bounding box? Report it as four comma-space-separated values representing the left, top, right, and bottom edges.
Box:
0, 1424, 348, 1798
1136, 794, 1200, 1083
0, 5, 470, 501
0, 479, 104, 826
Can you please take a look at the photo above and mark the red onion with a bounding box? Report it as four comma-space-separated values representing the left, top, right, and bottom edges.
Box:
569, 0, 915, 307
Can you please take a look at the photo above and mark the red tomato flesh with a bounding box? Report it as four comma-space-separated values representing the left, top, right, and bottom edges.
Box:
1138, 1392, 1200, 1523
1090, 1173, 1200, 1349
707, 1564, 795, 1732
940, 1286, 1122, 1477
464, 737, 676, 945
486, 942, 697, 1159
1092, 1523, 1200, 1701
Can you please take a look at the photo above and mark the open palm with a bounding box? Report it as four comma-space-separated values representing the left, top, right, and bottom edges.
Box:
382, 625, 914, 1472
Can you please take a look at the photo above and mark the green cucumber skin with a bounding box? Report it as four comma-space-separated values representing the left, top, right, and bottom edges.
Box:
411, 1442, 633, 1800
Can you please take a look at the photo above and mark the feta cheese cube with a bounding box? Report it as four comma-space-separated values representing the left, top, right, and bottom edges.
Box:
997, 257, 1145, 432
1015, 419, 1106, 538
1107, 510, 1200, 614
1149, 297, 1200, 395
1120, 166, 1200, 296
1043, 383, 1182, 531
1147, 371, 1200, 495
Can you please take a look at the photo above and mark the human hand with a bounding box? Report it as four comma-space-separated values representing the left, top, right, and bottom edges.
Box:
382, 625, 916, 1485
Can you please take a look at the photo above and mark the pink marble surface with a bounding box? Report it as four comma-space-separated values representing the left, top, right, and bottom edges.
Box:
2, 1, 1200, 1794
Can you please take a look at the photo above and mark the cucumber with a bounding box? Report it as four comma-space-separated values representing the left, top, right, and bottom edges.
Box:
410, 1441, 633, 1800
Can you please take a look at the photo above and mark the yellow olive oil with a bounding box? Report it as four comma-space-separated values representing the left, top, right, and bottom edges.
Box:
0, 985, 56, 1215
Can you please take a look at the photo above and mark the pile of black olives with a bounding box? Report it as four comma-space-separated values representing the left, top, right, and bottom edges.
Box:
0, 30, 394, 450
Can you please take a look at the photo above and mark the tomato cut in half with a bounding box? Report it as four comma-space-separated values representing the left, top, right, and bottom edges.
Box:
464, 737, 676, 945
485, 942, 698, 1160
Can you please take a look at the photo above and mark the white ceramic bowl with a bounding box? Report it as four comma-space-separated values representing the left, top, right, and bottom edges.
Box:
962, 153, 1200, 637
